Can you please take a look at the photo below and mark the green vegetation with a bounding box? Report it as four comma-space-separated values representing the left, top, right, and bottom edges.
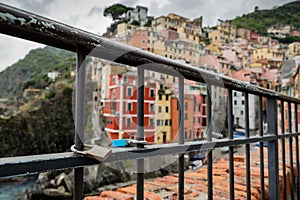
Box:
0, 46, 75, 98
103, 4, 132, 21
272, 35, 300, 44
231, 1, 300, 35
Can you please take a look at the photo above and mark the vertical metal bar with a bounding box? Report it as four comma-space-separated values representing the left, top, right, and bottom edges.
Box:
244, 92, 251, 200
228, 89, 234, 200
280, 100, 287, 200
137, 67, 144, 200
178, 76, 184, 200
267, 97, 279, 200
74, 50, 86, 200
207, 83, 213, 200
288, 102, 295, 200
294, 103, 299, 199
259, 96, 265, 200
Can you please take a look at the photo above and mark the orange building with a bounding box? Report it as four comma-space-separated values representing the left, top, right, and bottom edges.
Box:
130, 29, 149, 50
171, 94, 206, 142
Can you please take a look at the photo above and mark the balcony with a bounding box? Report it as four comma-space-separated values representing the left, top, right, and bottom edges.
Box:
0, 3, 300, 200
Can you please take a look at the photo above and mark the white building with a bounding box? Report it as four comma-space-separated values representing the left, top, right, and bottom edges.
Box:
126, 6, 148, 26
233, 91, 259, 131
47, 71, 60, 80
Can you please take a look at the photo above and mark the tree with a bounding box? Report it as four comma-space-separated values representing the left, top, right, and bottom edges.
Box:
103, 4, 131, 21
254, 6, 259, 12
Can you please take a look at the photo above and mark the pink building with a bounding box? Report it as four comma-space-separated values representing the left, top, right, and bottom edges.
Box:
250, 32, 259, 43
290, 30, 300, 37
222, 49, 242, 70
193, 94, 207, 139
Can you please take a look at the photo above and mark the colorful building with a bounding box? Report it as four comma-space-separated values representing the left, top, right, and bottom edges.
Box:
103, 72, 156, 143
217, 21, 237, 44
252, 46, 284, 69
152, 13, 202, 43
156, 84, 172, 144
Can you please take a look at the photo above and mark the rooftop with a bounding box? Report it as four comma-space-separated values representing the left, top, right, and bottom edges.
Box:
84, 142, 298, 200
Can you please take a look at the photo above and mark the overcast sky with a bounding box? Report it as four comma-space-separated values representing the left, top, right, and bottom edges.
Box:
0, 0, 295, 71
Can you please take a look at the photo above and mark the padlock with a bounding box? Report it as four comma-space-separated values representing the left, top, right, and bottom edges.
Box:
71, 144, 112, 161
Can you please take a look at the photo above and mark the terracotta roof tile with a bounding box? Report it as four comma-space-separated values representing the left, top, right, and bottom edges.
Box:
85, 142, 300, 200
100, 190, 134, 200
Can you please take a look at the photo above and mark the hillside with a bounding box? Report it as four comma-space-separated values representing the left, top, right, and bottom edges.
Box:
231, 1, 300, 35
0, 46, 75, 98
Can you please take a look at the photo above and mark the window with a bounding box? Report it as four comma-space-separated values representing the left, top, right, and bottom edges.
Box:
242, 100, 245, 105
150, 103, 154, 112
159, 94, 162, 100
241, 110, 244, 115
234, 100, 237, 105
236, 117, 240, 124
166, 95, 169, 101
158, 106, 162, 113
150, 118, 154, 126
165, 120, 169, 126
127, 103, 132, 111
185, 113, 188, 120
166, 106, 169, 113
150, 89, 155, 97
234, 92, 237, 96
160, 84, 163, 90
202, 118, 207, 126
185, 102, 188, 110
189, 130, 192, 138
157, 120, 160, 126
198, 117, 200, 123
126, 118, 132, 126
142, 40, 146, 43
112, 102, 116, 111
123, 75, 127, 82
127, 87, 132, 96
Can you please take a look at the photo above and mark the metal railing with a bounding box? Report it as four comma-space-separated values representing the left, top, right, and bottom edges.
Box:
0, 3, 299, 200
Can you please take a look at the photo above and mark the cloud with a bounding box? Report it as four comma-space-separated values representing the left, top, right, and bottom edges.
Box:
0, 35, 43, 71
120, 0, 139, 6
146, 0, 294, 26
14, 0, 55, 15
0, 0, 296, 70
88, 6, 103, 16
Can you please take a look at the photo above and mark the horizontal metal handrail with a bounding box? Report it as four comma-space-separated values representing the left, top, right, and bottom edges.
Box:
0, 3, 299, 103
1, 132, 299, 178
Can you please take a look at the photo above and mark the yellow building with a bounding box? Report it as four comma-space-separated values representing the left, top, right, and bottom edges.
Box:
289, 42, 300, 56
252, 46, 284, 69
208, 30, 222, 46
116, 22, 139, 37
152, 13, 202, 43
155, 84, 172, 144
217, 21, 237, 43
206, 43, 222, 56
